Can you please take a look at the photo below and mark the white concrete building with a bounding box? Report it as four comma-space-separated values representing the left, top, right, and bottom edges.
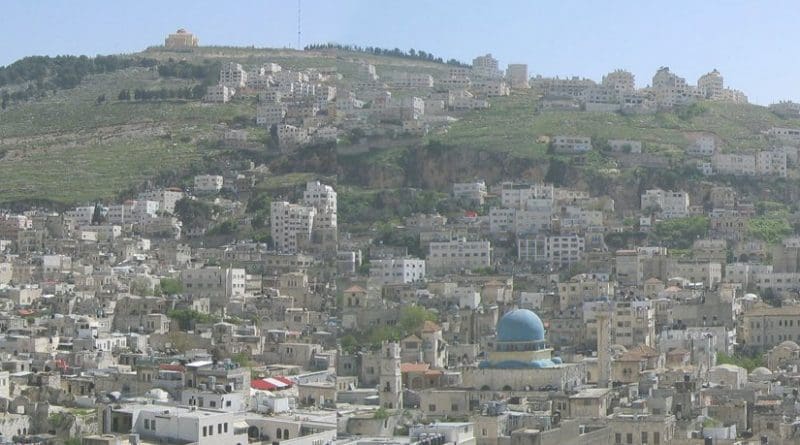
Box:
505, 64, 529, 89
203, 85, 234, 103
552, 136, 592, 153
302, 181, 337, 229
138, 189, 184, 214
180, 266, 246, 307
270, 201, 316, 253
472, 54, 503, 78
602, 69, 635, 93
640, 189, 689, 219
500, 182, 554, 209
517, 234, 585, 269
194, 175, 224, 193
256, 103, 287, 126
219, 62, 247, 89
453, 181, 487, 204
427, 238, 491, 274
369, 258, 426, 285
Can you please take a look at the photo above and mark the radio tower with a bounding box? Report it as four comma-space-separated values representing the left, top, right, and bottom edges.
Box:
297, 0, 302, 50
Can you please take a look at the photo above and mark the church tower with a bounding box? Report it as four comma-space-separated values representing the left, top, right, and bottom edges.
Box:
379, 341, 402, 409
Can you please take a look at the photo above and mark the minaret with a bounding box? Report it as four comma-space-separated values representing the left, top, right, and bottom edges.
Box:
379, 341, 403, 409
597, 303, 612, 388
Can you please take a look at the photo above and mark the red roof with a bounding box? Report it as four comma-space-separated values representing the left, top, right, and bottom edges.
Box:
464, 211, 478, 218
401, 362, 430, 373
159, 364, 185, 372
251, 375, 294, 391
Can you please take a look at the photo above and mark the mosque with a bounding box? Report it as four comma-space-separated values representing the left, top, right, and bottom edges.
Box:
463, 309, 586, 391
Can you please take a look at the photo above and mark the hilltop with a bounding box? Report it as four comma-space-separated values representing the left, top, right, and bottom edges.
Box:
0, 45, 799, 209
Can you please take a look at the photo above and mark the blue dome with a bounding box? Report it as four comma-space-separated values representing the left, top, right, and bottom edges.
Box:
496, 309, 545, 342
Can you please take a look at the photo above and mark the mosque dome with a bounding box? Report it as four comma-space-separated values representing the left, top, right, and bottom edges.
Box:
496, 309, 545, 342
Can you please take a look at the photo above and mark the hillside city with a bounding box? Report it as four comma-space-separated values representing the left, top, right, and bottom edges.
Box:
6, 28, 800, 445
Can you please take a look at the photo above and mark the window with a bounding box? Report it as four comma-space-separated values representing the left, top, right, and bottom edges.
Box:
224, 423, 228, 433
277, 428, 282, 439
653, 432, 660, 445
626, 433, 632, 444
615, 433, 621, 444
428, 404, 436, 412
144, 419, 150, 430
151, 420, 156, 431
641, 432, 648, 444
218, 424, 223, 434
451, 403, 459, 412
203, 426, 207, 437
226, 400, 232, 407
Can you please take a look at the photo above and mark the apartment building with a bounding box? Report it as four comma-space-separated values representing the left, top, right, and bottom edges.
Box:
602, 69, 635, 93
194, 175, 224, 193
369, 258, 426, 285
453, 181, 488, 205
219, 62, 247, 89
557, 273, 615, 310
500, 182, 554, 209
640, 189, 689, 219
302, 181, 337, 229
270, 201, 316, 253
505, 64, 529, 89
697, 69, 724, 98
180, 266, 246, 308
203, 85, 234, 103
517, 234, 585, 269
256, 103, 287, 125
138, 189, 184, 214
551, 136, 592, 153
427, 238, 491, 274
741, 305, 800, 352
472, 54, 503, 79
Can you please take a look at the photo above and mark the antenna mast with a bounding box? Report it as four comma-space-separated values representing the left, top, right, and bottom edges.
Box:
297, 0, 302, 50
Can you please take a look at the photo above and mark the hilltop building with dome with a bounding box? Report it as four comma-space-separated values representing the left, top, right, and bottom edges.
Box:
463, 309, 586, 391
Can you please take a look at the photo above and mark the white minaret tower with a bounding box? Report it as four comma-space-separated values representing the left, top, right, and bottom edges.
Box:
597, 303, 613, 388
379, 341, 403, 409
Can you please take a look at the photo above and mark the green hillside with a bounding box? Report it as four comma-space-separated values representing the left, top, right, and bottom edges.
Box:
432, 91, 800, 159
1, 45, 799, 206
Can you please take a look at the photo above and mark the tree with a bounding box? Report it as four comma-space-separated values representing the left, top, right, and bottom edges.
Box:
91, 203, 106, 224
174, 198, 214, 231
160, 278, 183, 295
651, 216, 709, 249
398, 305, 437, 334
96, 94, 106, 104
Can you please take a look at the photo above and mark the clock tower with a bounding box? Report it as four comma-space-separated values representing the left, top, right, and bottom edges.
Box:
379, 341, 402, 409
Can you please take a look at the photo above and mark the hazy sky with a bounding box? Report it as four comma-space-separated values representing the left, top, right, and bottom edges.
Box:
2, 0, 799, 104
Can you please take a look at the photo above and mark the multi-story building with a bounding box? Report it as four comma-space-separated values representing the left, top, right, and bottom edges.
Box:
500, 182, 554, 209
203, 85, 234, 103
652, 66, 695, 108
369, 258, 426, 285
711, 152, 756, 176
256, 103, 287, 126
756, 149, 788, 177
505, 64, 529, 89
194, 175, 223, 193
453, 181, 487, 205
640, 189, 689, 219
219, 62, 247, 89
270, 201, 316, 253
602, 69, 636, 93
741, 305, 800, 352
517, 235, 585, 270
180, 266, 246, 308
583, 299, 656, 347
530, 75, 596, 98
557, 273, 615, 310
427, 238, 491, 274
551, 136, 592, 153
138, 189, 183, 214
302, 181, 337, 229
164, 28, 198, 49
472, 54, 503, 79
697, 69, 724, 98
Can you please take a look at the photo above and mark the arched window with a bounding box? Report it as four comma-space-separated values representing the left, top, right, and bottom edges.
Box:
284, 429, 289, 439
277, 428, 282, 439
